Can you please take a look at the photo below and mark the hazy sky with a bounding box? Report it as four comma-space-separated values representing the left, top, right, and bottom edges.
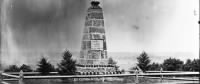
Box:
1, 0, 199, 68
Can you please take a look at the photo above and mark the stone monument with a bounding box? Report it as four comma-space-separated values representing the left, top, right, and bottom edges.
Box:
77, 1, 119, 75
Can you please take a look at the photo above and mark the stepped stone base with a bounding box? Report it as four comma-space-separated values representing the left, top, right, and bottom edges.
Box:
76, 64, 121, 75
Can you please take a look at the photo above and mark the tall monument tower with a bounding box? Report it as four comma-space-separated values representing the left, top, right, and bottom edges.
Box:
80, 1, 107, 65
77, 1, 117, 75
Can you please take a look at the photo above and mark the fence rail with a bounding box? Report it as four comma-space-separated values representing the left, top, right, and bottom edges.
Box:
146, 71, 186, 73
5, 71, 197, 75
1, 71, 199, 83
1, 73, 19, 78
1, 72, 199, 79
5, 72, 58, 75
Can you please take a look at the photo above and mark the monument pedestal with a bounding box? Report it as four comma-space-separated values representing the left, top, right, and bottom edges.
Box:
77, 64, 121, 75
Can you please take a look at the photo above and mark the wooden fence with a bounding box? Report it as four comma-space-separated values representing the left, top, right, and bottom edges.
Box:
0, 70, 199, 84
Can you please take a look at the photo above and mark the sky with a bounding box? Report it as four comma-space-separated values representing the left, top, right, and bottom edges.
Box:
0, 0, 199, 69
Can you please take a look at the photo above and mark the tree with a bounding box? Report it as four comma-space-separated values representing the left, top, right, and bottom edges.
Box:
36, 57, 55, 75
148, 62, 161, 71
20, 64, 33, 72
191, 59, 199, 71
183, 59, 192, 71
108, 57, 119, 71
57, 50, 76, 75
108, 57, 117, 65
137, 52, 151, 72
4, 65, 20, 72
163, 58, 183, 71
121, 69, 125, 74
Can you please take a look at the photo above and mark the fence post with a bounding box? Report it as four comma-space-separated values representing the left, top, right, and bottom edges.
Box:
135, 69, 138, 84
19, 70, 24, 84
102, 68, 106, 82
0, 71, 2, 82
160, 68, 163, 81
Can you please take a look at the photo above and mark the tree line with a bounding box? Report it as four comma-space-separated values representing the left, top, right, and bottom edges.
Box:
5, 50, 198, 75
4, 50, 119, 75
4, 50, 76, 75
136, 52, 200, 72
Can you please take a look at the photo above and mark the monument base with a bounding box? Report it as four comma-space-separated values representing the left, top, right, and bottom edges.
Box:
76, 64, 121, 75
73, 77, 124, 82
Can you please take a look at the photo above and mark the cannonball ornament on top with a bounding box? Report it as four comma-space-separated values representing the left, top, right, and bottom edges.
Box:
91, 1, 100, 6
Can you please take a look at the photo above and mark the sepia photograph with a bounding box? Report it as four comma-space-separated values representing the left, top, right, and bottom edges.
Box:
0, 0, 199, 84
